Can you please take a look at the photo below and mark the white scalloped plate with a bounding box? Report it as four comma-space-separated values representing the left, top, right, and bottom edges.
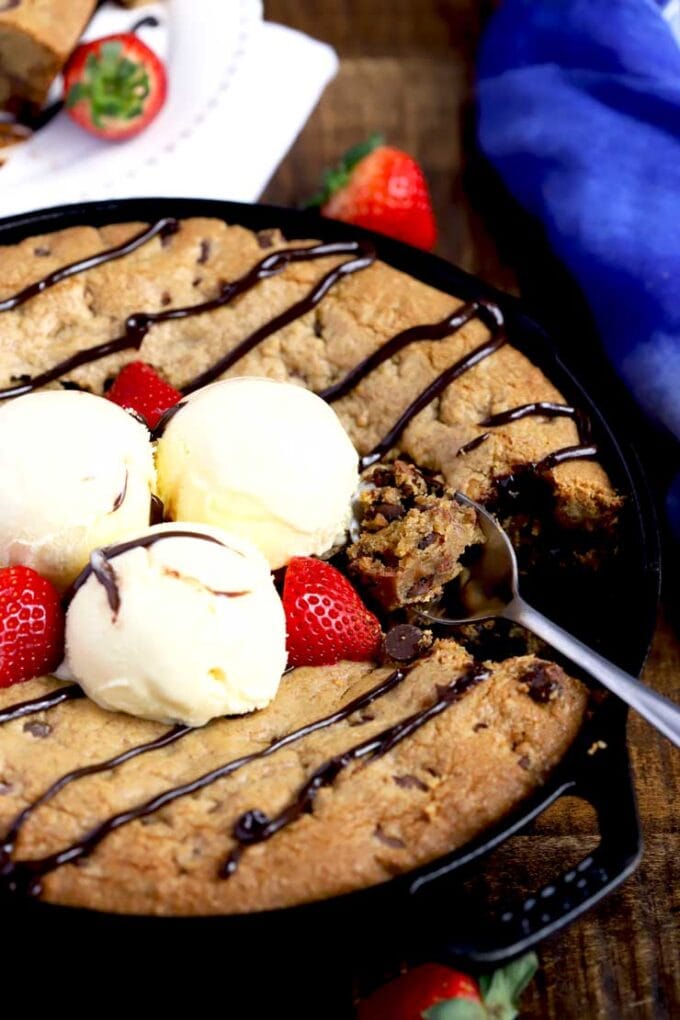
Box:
0, 0, 262, 200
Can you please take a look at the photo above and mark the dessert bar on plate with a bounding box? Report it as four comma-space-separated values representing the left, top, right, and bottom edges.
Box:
0, 0, 96, 108
0, 212, 627, 917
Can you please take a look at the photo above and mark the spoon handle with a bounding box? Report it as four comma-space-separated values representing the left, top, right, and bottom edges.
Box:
504, 597, 680, 748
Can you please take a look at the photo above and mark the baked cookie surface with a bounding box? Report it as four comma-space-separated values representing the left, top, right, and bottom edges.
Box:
0, 217, 612, 914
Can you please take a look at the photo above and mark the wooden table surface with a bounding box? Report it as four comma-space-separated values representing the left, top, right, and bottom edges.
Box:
263, 3, 680, 1017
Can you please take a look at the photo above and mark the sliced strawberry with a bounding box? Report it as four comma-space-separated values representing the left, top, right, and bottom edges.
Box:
282, 557, 382, 668
0, 567, 65, 688
308, 135, 437, 251
64, 33, 167, 141
106, 361, 181, 429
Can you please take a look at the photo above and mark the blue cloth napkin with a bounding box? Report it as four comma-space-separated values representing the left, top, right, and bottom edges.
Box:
477, 0, 680, 526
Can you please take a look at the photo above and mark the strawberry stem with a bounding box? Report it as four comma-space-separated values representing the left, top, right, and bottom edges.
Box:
66, 42, 151, 127
304, 132, 385, 208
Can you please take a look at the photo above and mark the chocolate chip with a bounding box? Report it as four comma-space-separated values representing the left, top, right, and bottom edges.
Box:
103, 374, 116, 392
521, 663, 563, 704
473, 721, 489, 732
234, 809, 269, 842
256, 229, 276, 249
23, 721, 51, 738
313, 313, 324, 338
373, 825, 406, 849
10, 373, 31, 384
369, 468, 395, 488
60, 379, 86, 391
384, 624, 428, 663
374, 550, 400, 569
33, 245, 51, 256
193, 276, 203, 287
393, 773, 428, 792
366, 502, 406, 525
161, 290, 172, 306
406, 577, 432, 599
197, 239, 211, 264
417, 532, 438, 550
518, 755, 531, 770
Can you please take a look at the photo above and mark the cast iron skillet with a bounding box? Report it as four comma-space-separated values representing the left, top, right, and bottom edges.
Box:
0, 198, 660, 971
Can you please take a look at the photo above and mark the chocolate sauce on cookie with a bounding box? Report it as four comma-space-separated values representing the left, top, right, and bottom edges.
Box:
319, 300, 495, 403
0, 723, 191, 866
1, 667, 411, 896
0, 216, 603, 897
220, 663, 489, 878
0, 238, 374, 401
532, 443, 598, 471
456, 401, 594, 463
179, 242, 376, 394
0, 218, 177, 314
0, 218, 596, 470
359, 332, 507, 470
0, 685, 83, 728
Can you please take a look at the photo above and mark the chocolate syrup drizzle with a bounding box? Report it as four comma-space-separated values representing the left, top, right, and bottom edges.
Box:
0, 217, 595, 472
457, 400, 594, 460
0, 724, 190, 868
111, 469, 128, 512
221, 663, 488, 878
358, 331, 507, 471
70, 528, 246, 615
0, 218, 176, 315
0, 217, 599, 895
0, 685, 83, 728
1, 667, 410, 896
0, 238, 373, 401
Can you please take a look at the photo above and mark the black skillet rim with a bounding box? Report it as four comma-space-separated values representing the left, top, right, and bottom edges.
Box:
0, 198, 661, 959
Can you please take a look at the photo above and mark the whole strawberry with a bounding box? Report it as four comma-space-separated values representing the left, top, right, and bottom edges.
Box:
308, 135, 437, 250
0, 567, 65, 688
64, 34, 167, 141
357, 954, 538, 1020
283, 557, 382, 668
107, 361, 181, 430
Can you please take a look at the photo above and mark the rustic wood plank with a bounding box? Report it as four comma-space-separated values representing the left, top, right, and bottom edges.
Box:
264, 2, 680, 1016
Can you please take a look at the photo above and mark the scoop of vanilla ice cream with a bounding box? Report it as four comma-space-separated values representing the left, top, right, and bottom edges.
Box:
65, 523, 287, 726
155, 378, 359, 570
0, 390, 155, 589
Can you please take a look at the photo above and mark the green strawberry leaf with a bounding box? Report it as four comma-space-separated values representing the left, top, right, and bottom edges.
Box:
423, 999, 487, 1020
479, 953, 539, 1020
65, 82, 89, 108
303, 132, 385, 208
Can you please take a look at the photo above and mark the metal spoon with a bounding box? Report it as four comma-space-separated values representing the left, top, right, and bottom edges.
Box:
417, 491, 680, 747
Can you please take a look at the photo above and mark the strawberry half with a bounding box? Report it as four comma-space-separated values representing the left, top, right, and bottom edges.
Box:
106, 361, 181, 429
308, 135, 437, 251
0, 567, 65, 688
282, 557, 382, 668
64, 33, 167, 141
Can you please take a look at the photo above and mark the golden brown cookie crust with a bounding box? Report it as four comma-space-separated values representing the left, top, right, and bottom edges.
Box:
0, 217, 602, 915
0, 217, 620, 525
0, 644, 586, 915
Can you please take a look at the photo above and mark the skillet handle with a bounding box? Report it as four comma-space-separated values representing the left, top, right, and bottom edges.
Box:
407, 736, 641, 966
